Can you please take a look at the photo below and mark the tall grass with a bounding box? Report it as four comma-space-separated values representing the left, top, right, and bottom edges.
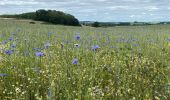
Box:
0, 19, 170, 99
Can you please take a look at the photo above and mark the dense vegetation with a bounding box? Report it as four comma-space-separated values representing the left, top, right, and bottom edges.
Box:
0, 9, 80, 26
0, 19, 169, 99
91, 22, 100, 27
81, 21, 170, 27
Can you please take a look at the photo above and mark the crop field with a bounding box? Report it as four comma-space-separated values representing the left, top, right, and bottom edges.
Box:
0, 19, 170, 99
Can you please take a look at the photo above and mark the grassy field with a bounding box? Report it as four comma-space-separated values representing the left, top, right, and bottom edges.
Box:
0, 19, 170, 100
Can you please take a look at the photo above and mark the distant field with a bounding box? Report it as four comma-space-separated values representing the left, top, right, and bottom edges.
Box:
0, 19, 170, 99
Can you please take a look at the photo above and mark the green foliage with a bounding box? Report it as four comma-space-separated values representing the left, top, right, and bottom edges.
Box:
0, 9, 80, 26
92, 22, 100, 27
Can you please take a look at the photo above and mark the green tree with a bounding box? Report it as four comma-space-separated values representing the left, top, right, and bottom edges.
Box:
92, 22, 100, 27
0, 9, 81, 26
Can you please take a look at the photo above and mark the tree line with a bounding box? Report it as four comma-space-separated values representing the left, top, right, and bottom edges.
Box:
0, 9, 81, 26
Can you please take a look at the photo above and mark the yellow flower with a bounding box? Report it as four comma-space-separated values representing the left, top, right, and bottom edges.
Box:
168, 43, 170, 47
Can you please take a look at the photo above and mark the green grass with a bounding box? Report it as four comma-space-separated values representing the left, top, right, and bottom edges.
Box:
0, 19, 170, 100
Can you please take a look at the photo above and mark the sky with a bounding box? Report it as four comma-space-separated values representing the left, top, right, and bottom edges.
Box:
0, 0, 170, 22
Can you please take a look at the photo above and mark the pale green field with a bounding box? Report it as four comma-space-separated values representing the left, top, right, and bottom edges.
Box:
0, 19, 170, 100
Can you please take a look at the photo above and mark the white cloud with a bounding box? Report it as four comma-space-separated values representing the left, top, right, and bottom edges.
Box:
129, 15, 142, 18
145, 6, 159, 11
106, 6, 130, 10
0, 0, 39, 5
0, 0, 170, 21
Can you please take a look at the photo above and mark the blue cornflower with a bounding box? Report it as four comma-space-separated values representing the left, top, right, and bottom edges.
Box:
35, 52, 45, 57
92, 45, 100, 51
116, 39, 122, 43
4, 50, 14, 55
33, 47, 42, 51
11, 44, 16, 48
133, 44, 139, 47
72, 58, 78, 65
1, 40, 8, 44
11, 32, 16, 35
44, 43, 51, 49
90, 37, 93, 40
48, 32, 52, 36
8, 37, 13, 41
24, 51, 29, 56
132, 38, 138, 42
110, 46, 118, 49
0, 74, 7, 77
75, 35, 81, 40
16, 28, 21, 32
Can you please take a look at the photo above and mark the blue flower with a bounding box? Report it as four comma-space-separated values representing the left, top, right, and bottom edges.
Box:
16, 28, 21, 32
72, 58, 78, 65
90, 37, 93, 40
133, 44, 139, 47
11, 32, 16, 35
48, 32, 52, 36
35, 52, 45, 57
24, 51, 29, 56
132, 38, 138, 42
44, 43, 51, 49
92, 45, 100, 51
61, 43, 64, 49
1, 40, 8, 44
0, 74, 7, 77
11, 44, 16, 48
4, 50, 14, 55
33, 47, 42, 51
75, 35, 81, 40
8, 37, 13, 41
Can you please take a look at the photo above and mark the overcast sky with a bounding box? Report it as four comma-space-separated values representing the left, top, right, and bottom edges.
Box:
0, 0, 170, 22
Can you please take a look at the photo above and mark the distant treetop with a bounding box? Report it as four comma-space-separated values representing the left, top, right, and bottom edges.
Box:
0, 9, 81, 26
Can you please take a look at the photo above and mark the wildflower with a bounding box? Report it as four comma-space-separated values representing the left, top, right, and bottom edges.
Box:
72, 58, 78, 65
132, 38, 138, 42
33, 47, 42, 51
35, 52, 45, 57
92, 45, 100, 51
24, 51, 29, 56
16, 28, 21, 32
133, 44, 139, 47
90, 37, 93, 40
116, 39, 122, 43
44, 43, 51, 49
61, 43, 64, 49
48, 32, 52, 36
74, 44, 80, 48
8, 37, 13, 41
11, 32, 16, 35
168, 43, 170, 47
11, 44, 16, 48
1, 40, 8, 44
4, 50, 14, 55
0, 73, 7, 77
110, 46, 118, 49
75, 35, 81, 40
32, 67, 40, 72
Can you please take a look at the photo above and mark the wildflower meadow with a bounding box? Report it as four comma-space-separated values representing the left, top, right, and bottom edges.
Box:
0, 19, 170, 99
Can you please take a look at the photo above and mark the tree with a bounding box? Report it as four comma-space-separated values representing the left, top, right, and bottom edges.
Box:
0, 9, 81, 26
35, 9, 49, 21
34, 9, 80, 26
92, 22, 100, 27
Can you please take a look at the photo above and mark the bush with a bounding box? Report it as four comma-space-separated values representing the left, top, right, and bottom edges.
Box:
29, 21, 36, 24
